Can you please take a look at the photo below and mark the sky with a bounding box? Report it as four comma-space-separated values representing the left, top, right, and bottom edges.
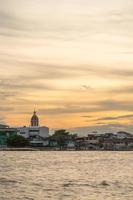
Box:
1, 0, 133, 132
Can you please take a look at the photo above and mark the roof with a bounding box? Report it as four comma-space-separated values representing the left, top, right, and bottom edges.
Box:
0, 124, 9, 128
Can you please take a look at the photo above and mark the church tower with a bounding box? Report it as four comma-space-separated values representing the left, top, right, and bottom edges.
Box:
31, 110, 39, 127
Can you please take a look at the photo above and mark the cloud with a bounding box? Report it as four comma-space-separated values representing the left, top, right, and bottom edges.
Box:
0, 0, 133, 128
97, 114, 133, 121
0, 107, 14, 112
81, 85, 92, 90
38, 105, 101, 115
0, 10, 23, 31
110, 85, 133, 94
0, 0, 133, 42
38, 100, 133, 115
69, 123, 133, 136
81, 115, 94, 118
2, 57, 133, 81
0, 77, 53, 91
98, 100, 133, 112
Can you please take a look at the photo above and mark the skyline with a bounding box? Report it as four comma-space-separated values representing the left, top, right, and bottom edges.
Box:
1, 0, 133, 130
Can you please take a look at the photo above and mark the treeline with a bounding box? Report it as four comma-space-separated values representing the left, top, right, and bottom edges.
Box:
7, 129, 76, 148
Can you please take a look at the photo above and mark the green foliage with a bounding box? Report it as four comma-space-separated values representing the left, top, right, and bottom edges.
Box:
52, 129, 69, 149
52, 129, 77, 149
54, 129, 69, 137
7, 135, 29, 147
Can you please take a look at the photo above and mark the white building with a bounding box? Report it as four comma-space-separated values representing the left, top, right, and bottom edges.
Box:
17, 110, 49, 139
114, 131, 133, 139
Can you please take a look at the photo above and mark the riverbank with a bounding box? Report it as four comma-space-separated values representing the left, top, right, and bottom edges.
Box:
0, 147, 133, 151
0, 147, 64, 151
0, 148, 38, 151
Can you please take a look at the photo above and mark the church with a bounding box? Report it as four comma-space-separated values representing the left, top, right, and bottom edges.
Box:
17, 110, 49, 139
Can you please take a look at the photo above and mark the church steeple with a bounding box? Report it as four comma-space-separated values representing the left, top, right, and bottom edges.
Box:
31, 110, 39, 126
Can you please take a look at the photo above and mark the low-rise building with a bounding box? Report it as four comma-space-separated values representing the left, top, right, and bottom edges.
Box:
0, 124, 17, 147
114, 131, 133, 139
18, 126, 49, 139
17, 111, 49, 141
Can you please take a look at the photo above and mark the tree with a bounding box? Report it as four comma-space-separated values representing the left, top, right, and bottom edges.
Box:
7, 135, 29, 147
52, 130, 77, 150
54, 129, 69, 137
52, 129, 69, 150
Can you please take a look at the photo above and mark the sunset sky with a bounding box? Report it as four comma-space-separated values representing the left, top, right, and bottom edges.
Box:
1, 0, 133, 130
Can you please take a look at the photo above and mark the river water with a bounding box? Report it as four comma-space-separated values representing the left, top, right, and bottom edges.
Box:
0, 151, 133, 200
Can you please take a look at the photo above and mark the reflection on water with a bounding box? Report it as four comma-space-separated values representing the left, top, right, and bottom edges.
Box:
0, 151, 133, 200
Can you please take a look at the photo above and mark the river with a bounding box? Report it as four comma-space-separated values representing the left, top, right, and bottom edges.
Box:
0, 151, 133, 200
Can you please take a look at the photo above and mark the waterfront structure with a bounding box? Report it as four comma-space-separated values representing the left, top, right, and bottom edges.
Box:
75, 132, 133, 151
0, 124, 17, 147
90, 131, 133, 151
17, 111, 49, 144
18, 126, 49, 139
113, 131, 133, 139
